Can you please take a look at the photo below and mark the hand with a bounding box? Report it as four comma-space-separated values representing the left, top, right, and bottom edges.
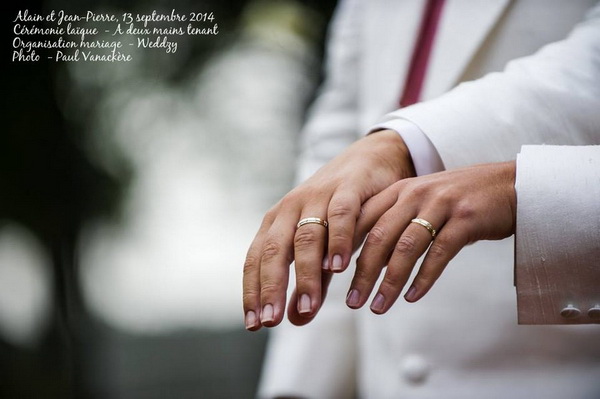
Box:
243, 130, 416, 330
347, 161, 516, 314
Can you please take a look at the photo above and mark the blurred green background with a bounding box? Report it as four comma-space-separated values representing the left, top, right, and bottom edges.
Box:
2, 0, 337, 397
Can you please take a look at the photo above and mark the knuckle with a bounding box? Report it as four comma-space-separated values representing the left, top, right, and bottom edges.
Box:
409, 181, 428, 197
295, 273, 318, 289
382, 269, 403, 288
294, 228, 319, 250
263, 207, 278, 223
329, 228, 350, 244
328, 202, 354, 220
242, 290, 259, 306
427, 241, 449, 261
359, 204, 367, 217
440, 186, 459, 202
352, 262, 372, 282
429, 187, 453, 207
261, 240, 283, 264
394, 178, 409, 190
394, 176, 412, 189
278, 194, 295, 209
243, 254, 259, 273
454, 200, 476, 220
390, 179, 410, 198
260, 281, 280, 298
366, 226, 388, 246
394, 235, 418, 256
279, 188, 303, 208
415, 268, 438, 287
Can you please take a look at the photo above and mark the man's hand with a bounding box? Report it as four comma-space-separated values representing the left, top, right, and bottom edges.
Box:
243, 130, 415, 330
347, 161, 517, 314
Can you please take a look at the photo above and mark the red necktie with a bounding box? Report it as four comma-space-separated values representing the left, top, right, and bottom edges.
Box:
399, 0, 446, 108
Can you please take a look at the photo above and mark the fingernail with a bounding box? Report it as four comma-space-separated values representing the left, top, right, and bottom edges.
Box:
405, 285, 418, 302
322, 256, 330, 270
299, 293, 312, 314
346, 289, 360, 307
331, 254, 343, 271
370, 293, 385, 313
245, 310, 257, 330
261, 304, 274, 323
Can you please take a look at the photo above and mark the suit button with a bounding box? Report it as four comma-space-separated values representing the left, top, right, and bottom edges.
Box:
399, 355, 430, 385
588, 305, 600, 319
560, 304, 581, 319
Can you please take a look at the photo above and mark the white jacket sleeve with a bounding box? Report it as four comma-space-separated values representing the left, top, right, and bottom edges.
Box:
515, 145, 600, 325
377, 3, 600, 169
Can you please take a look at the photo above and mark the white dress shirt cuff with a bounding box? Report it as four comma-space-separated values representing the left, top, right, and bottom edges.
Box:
369, 119, 445, 176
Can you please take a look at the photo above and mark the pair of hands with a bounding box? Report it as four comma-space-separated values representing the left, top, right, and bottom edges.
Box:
243, 130, 516, 331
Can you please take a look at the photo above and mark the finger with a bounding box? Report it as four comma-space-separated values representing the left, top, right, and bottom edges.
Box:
370, 212, 445, 314
353, 182, 405, 251
243, 211, 275, 331
346, 199, 416, 310
259, 212, 298, 327
404, 220, 468, 303
287, 271, 333, 326
294, 208, 329, 318
326, 190, 361, 272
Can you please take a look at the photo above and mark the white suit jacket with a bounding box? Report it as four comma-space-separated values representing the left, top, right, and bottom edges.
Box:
260, 1, 600, 398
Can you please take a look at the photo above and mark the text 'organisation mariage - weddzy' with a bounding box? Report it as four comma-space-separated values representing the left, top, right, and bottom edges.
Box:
12, 9, 219, 63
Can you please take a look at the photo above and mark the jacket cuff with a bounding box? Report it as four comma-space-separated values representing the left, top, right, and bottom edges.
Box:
515, 145, 600, 324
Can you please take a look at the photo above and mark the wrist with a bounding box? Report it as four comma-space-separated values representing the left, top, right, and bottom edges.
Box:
369, 129, 416, 179
499, 160, 517, 231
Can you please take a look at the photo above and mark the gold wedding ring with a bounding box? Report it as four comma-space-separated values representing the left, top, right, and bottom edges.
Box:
411, 218, 436, 238
297, 217, 328, 229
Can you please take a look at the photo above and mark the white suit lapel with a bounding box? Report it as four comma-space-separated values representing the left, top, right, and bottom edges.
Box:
422, 0, 511, 99
359, 0, 424, 128
359, 0, 510, 129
